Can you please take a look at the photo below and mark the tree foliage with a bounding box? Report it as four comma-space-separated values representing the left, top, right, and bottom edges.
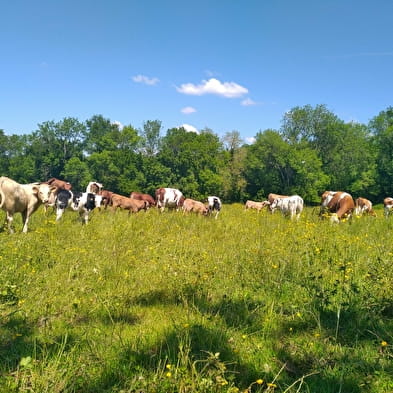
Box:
0, 105, 390, 203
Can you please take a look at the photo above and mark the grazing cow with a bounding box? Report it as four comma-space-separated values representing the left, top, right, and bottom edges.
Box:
155, 187, 185, 212
71, 192, 98, 224
383, 197, 393, 217
270, 195, 304, 220
320, 191, 355, 223
86, 181, 103, 194
130, 191, 156, 207
245, 200, 269, 212
99, 189, 114, 209
0, 176, 56, 233
355, 197, 376, 216
111, 194, 148, 214
43, 177, 72, 213
267, 193, 289, 212
182, 198, 209, 216
46, 177, 72, 191
54, 189, 73, 221
207, 196, 222, 219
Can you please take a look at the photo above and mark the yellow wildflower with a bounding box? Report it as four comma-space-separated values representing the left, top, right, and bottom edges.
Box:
256, 379, 263, 384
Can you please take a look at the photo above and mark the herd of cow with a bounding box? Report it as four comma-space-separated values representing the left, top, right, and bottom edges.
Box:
1, 175, 393, 234
0, 176, 222, 233
245, 191, 387, 223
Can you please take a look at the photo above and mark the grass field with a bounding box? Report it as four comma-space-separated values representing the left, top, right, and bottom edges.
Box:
0, 204, 392, 392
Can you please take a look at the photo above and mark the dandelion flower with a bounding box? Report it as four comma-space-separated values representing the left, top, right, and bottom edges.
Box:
166, 372, 172, 378
381, 341, 388, 347
256, 379, 263, 384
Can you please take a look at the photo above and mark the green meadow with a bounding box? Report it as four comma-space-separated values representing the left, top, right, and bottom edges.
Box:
0, 205, 392, 393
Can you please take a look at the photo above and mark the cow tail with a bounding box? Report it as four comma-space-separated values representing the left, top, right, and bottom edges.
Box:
0, 182, 5, 209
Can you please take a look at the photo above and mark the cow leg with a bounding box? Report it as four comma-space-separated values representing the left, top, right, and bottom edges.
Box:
21, 210, 29, 233
79, 210, 88, 224
84, 211, 90, 224
5, 211, 15, 233
56, 208, 64, 221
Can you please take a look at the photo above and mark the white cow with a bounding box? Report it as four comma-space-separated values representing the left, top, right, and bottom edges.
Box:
270, 195, 304, 220
155, 187, 185, 212
0, 176, 56, 233
207, 196, 222, 219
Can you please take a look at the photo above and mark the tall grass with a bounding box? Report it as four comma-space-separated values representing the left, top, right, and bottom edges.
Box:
0, 205, 392, 392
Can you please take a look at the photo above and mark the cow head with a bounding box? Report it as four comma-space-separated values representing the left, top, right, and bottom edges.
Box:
33, 183, 57, 204
270, 198, 280, 212
72, 192, 83, 209
178, 195, 185, 207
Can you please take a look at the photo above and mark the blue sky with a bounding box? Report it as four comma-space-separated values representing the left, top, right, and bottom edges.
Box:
1, 1, 393, 143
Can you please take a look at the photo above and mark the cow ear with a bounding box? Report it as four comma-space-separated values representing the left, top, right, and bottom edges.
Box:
32, 186, 39, 195
50, 186, 57, 192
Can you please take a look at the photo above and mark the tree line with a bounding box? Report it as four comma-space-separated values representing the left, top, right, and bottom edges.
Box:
1, 104, 392, 204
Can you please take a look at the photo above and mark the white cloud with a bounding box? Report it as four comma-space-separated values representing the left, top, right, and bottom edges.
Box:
176, 78, 248, 98
179, 124, 199, 133
245, 137, 256, 144
132, 74, 159, 85
181, 106, 197, 114
112, 120, 124, 130
241, 98, 257, 106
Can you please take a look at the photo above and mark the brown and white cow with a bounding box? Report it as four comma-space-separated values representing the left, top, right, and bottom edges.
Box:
383, 197, 393, 217
355, 197, 376, 216
155, 187, 185, 212
130, 191, 156, 208
267, 193, 289, 212
245, 200, 269, 212
182, 198, 209, 216
320, 190, 355, 223
0, 176, 56, 233
111, 194, 148, 214
86, 181, 103, 194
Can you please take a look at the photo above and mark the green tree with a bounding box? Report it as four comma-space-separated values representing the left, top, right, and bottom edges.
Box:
28, 118, 86, 180
221, 131, 247, 202
244, 129, 328, 202
139, 120, 162, 156
62, 157, 91, 190
369, 107, 393, 197
6, 134, 37, 182
280, 105, 376, 197
158, 127, 224, 199
85, 115, 119, 154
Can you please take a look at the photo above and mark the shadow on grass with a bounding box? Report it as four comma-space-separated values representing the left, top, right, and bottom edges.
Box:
131, 284, 264, 329
0, 313, 35, 372
78, 323, 264, 393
